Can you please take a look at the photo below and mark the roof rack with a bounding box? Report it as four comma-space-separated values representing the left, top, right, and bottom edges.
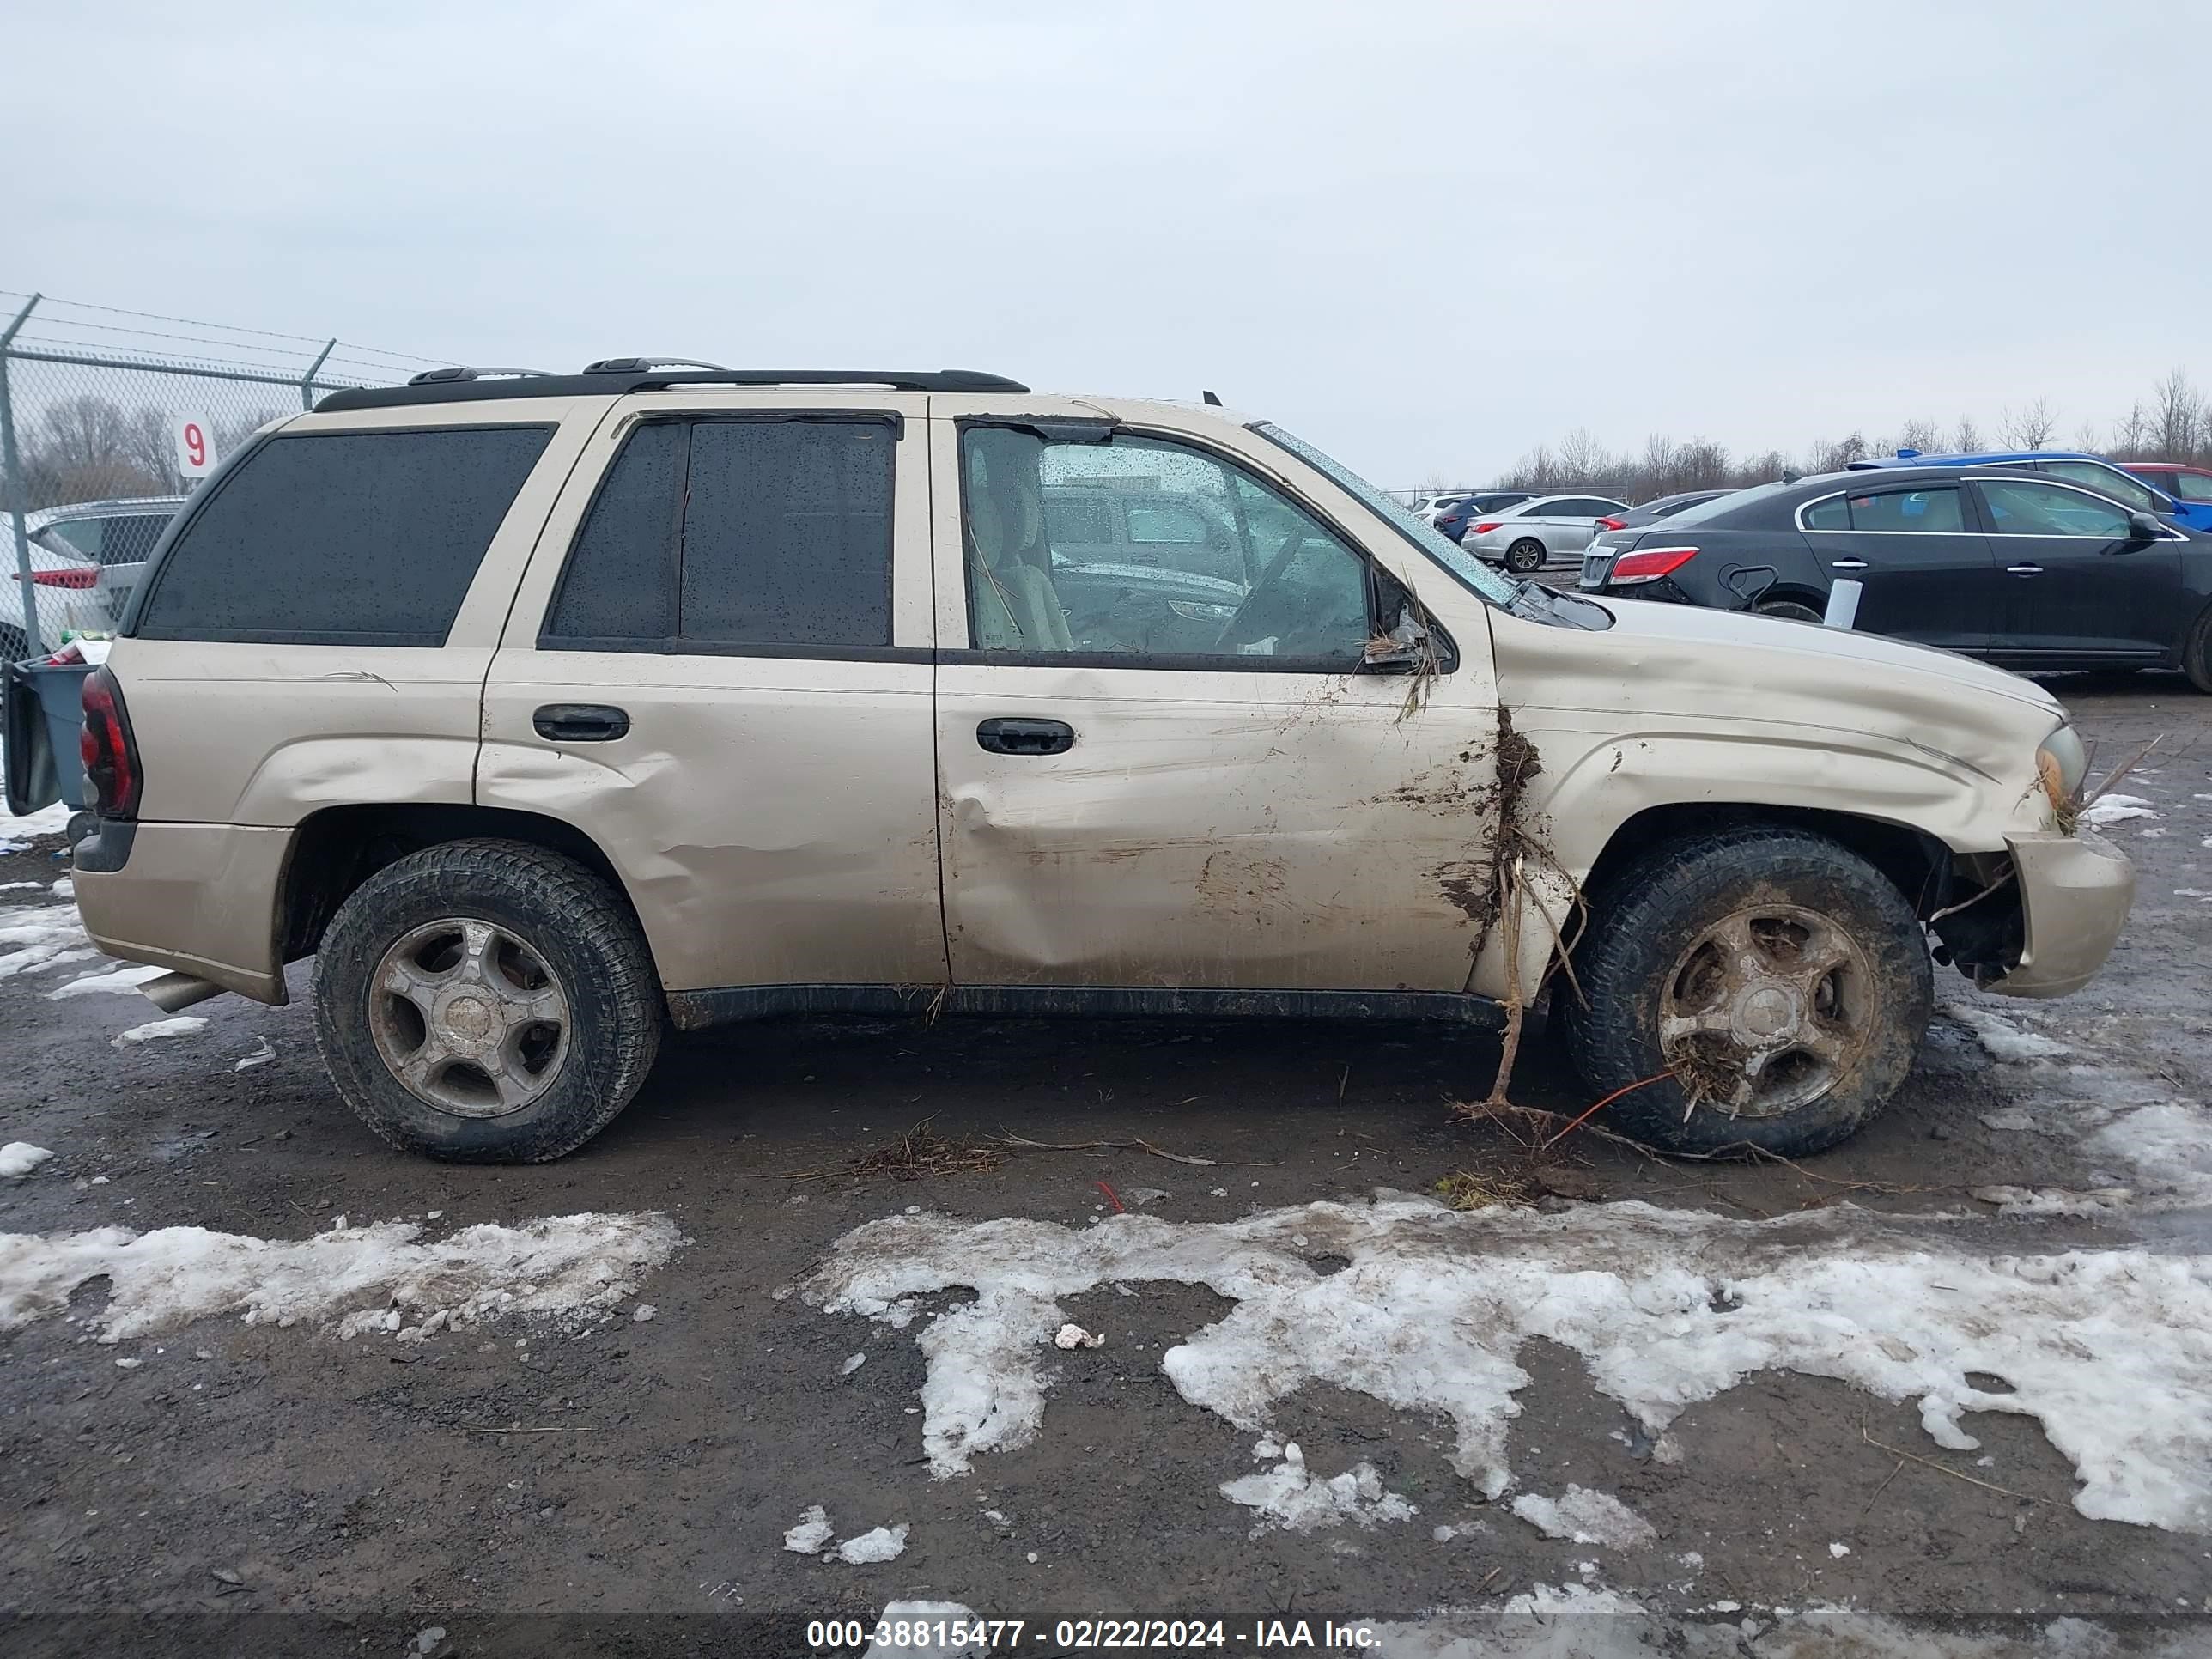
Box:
318, 365, 1030, 413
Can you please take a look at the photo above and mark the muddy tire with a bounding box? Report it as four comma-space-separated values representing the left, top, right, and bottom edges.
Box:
1564, 827, 1931, 1158
2184, 604, 2212, 695
313, 839, 661, 1163
1504, 538, 1547, 574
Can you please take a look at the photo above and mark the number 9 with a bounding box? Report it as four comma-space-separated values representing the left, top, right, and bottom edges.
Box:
185, 423, 206, 468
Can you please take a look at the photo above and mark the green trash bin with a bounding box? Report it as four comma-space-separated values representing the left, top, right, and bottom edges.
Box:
3, 656, 94, 815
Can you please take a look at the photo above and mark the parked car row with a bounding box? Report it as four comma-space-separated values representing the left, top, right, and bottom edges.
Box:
2, 496, 184, 657
1577, 462, 2212, 687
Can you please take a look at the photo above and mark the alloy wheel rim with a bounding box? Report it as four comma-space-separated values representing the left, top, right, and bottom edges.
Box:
1658, 901, 1873, 1119
368, 917, 569, 1118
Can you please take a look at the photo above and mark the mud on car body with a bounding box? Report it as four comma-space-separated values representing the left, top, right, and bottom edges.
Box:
10, 362, 2132, 1163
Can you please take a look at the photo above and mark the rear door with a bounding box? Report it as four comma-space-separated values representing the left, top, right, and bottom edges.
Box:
478, 391, 945, 1000
1971, 475, 2181, 664
1794, 482, 1995, 650
1538, 498, 1619, 557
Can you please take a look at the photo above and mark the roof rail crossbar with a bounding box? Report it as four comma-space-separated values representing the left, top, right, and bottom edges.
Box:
582, 356, 733, 373
404, 365, 558, 386
319, 367, 1030, 413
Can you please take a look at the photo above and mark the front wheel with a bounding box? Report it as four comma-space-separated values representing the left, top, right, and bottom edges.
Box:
1504, 538, 1547, 574
313, 839, 662, 1163
1564, 827, 1931, 1157
2185, 604, 2212, 695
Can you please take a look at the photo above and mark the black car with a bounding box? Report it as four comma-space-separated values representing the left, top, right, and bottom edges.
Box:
1578, 464, 2212, 688
1431, 490, 1538, 544
1594, 489, 1731, 532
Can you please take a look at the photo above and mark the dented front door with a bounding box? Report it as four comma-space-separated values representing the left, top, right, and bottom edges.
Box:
928, 405, 1507, 994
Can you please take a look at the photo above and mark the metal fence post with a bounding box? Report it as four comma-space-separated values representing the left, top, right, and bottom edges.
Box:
300, 337, 335, 411
1, 291, 44, 656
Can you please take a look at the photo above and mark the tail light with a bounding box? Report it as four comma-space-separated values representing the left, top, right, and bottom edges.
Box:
18, 567, 99, 589
79, 665, 141, 820
1607, 546, 1699, 585
1595, 516, 1626, 532
1470, 521, 1503, 535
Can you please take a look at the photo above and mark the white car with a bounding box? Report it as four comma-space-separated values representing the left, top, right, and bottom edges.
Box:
1460, 494, 1629, 574
3, 498, 184, 657
1413, 491, 1472, 526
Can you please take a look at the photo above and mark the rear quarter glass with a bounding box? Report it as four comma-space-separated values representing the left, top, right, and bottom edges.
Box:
135, 425, 555, 647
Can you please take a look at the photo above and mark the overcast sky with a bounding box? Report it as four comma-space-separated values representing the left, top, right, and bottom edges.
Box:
9, 0, 2207, 486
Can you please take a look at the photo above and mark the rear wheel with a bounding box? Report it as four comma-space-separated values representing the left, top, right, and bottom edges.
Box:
1504, 538, 1547, 574
1565, 827, 1931, 1157
1757, 599, 1824, 624
313, 839, 661, 1163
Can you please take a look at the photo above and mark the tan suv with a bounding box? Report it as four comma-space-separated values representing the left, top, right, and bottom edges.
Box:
23, 362, 2132, 1163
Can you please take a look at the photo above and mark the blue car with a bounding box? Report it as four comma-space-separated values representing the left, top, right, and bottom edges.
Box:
1850, 448, 2212, 532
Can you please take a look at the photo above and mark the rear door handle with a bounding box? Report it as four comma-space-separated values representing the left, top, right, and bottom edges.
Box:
976, 717, 1074, 757
533, 702, 630, 742
2006, 564, 2044, 576
1830, 558, 1869, 571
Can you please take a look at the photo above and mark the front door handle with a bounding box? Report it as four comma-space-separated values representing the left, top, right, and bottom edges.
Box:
976, 717, 1074, 757
2006, 564, 2044, 576
533, 702, 630, 742
1830, 558, 1869, 571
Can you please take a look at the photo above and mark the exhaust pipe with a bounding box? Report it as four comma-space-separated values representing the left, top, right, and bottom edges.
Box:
141, 971, 224, 1013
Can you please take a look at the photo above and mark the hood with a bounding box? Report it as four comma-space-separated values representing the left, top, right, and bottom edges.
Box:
1577, 594, 2063, 718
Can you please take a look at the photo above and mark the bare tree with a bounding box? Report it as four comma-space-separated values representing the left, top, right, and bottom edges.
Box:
1999, 398, 2057, 451
1953, 415, 1984, 453
2149, 368, 2203, 459
1897, 418, 1945, 453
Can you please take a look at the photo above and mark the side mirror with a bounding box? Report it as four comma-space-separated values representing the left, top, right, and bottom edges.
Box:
2125, 510, 2162, 544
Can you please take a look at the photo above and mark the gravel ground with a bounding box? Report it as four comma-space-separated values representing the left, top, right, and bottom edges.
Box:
1, 671, 2208, 1657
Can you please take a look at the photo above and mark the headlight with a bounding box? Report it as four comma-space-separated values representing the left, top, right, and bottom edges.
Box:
2037, 722, 2088, 811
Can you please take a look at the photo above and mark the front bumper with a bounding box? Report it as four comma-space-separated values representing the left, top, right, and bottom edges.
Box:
1987, 828, 2134, 999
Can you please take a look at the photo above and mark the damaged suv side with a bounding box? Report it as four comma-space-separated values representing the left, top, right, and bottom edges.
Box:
24, 364, 2132, 1164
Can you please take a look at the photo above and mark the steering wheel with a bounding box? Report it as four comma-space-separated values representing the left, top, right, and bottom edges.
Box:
1217, 530, 1325, 652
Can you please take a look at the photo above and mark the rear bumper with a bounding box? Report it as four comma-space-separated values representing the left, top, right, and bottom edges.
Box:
72, 820, 292, 1004
1987, 828, 2133, 1000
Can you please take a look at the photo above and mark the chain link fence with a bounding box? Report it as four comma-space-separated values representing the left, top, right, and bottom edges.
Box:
0, 289, 443, 654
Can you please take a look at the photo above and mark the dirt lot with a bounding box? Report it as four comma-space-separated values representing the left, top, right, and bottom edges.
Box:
2, 672, 2209, 1657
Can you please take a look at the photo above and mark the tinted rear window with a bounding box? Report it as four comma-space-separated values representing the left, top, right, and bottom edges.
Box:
544, 416, 896, 653
136, 427, 552, 645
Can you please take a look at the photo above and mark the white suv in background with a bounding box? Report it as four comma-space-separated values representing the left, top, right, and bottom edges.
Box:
4, 497, 185, 655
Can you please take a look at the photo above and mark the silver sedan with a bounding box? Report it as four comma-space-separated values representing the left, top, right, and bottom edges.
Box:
1461, 494, 1629, 574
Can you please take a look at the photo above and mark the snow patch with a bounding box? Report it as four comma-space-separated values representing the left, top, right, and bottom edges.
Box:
0, 903, 91, 979
2079, 794, 2157, 826
1948, 1005, 2071, 1062
48, 963, 166, 1000
834, 1524, 908, 1565
805, 1194, 2212, 1531
112, 1016, 209, 1047
1220, 1440, 1415, 1534
783, 1504, 835, 1554
0, 1212, 684, 1340
0, 1143, 55, 1179
1509, 1486, 1655, 1549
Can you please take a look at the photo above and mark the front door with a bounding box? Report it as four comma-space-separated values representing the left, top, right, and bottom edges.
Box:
1796, 481, 1996, 650
479, 393, 946, 997
1972, 475, 2181, 665
930, 410, 1505, 995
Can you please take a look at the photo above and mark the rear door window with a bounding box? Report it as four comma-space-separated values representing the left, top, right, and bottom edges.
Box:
1841, 487, 1964, 532
136, 427, 553, 645
543, 416, 896, 653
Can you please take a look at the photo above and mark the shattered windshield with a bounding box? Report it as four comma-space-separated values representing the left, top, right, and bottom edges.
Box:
1249, 422, 1524, 607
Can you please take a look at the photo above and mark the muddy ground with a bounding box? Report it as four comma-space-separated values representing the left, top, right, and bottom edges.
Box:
1, 672, 2208, 1656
